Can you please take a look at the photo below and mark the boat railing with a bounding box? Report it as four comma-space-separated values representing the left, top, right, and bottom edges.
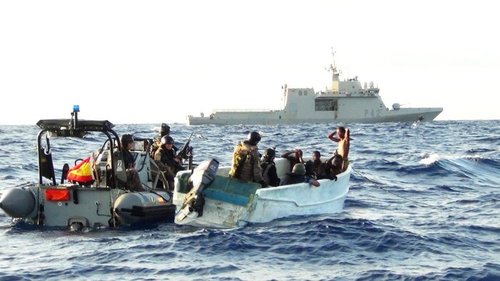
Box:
214, 108, 279, 112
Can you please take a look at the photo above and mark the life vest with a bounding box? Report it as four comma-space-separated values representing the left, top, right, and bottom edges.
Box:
67, 157, 94, 185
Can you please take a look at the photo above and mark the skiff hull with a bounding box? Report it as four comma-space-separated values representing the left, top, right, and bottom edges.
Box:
173, 161, 352, 228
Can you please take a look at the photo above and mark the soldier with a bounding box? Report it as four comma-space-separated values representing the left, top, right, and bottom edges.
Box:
151, 123, 177, 158
229, 131, 267, 187
121, 134, 144, 191
153, 135, 184, 190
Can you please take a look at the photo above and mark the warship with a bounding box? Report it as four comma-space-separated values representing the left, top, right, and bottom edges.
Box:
187, 53, 442, 125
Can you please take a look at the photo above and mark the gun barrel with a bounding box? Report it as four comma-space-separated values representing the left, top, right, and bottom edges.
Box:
177, 132, 195, 159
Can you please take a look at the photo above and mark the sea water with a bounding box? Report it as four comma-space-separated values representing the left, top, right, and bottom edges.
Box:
0, 121, 499, 281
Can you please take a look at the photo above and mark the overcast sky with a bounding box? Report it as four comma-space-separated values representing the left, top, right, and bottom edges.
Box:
1, 0, 498, 125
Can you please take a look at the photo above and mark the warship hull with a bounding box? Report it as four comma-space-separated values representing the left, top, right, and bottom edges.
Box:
187, 107, 442, 125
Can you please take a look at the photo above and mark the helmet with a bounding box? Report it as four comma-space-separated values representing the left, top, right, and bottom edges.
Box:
262, 148, 275, 160
121, 134, 134, 148
292, 163, 306, 176
161, 135, 174, 145
160, 123, 170, 137
247, 131, 261, 146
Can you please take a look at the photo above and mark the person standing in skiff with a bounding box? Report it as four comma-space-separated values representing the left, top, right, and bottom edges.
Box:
229, 131, 267, 187
328, 126, 350, 172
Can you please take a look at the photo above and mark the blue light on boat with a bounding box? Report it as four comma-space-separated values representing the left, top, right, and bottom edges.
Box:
73, 105, 80, 112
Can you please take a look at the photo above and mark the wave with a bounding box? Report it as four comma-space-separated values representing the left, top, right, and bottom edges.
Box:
418, 154, 500, 187
355, 265, 500, 281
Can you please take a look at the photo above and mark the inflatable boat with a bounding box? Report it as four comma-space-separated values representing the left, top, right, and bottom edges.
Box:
0, 106, 176, 230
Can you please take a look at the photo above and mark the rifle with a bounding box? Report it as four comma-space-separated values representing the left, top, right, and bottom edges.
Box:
176, 132, 194, 161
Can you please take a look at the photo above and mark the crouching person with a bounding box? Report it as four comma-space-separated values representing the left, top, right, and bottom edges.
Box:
154, 135, 185, 190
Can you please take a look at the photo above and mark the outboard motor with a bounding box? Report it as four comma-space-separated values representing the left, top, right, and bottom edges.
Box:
175, 159, 219, 224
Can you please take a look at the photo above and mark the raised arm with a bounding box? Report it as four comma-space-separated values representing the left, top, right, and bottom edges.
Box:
328, 130, 339, 142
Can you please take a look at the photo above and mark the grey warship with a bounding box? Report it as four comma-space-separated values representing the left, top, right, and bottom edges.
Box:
187, 52, 443, 125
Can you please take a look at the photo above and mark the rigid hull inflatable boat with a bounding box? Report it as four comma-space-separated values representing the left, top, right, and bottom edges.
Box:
0, 106, 176, 230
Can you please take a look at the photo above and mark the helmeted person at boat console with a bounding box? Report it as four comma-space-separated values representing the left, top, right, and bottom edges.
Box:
327, 126, 350, 172
260, 148, 280, 187
229, 131, 268, 187
150, 123, 178, 158
154, 135, 185, 190
121, 134, 145, 191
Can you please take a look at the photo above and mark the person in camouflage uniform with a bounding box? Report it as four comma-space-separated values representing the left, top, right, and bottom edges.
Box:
229, 131, 267, 187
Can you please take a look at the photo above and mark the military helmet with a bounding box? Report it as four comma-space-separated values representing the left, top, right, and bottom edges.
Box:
292, 163, 306, 176
161, 135, 174, 145
247, 131, 261, 145
160, 123, 170, 137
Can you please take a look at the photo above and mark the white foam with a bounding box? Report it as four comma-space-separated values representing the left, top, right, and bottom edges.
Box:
419, 153, 440, 165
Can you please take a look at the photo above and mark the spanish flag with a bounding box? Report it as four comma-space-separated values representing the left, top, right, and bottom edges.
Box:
67, 157, 94, 185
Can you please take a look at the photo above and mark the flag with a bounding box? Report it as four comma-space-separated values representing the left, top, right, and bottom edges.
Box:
67, 157, 94, 185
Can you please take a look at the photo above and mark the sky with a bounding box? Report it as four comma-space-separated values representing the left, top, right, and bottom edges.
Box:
1, 0, 498, 125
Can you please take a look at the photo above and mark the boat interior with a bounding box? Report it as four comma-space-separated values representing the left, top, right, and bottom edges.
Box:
214, 157, 291, 179
175, 154, 345, 195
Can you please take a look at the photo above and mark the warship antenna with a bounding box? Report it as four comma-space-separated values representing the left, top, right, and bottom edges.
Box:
330, 47, 337, 69
328, 47, 340, 94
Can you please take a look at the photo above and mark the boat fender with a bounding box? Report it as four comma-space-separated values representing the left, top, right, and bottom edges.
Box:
175, 159, 219, 223
0, 187, 36, 218
114, 191, 171, 213
113, 191, 172, 225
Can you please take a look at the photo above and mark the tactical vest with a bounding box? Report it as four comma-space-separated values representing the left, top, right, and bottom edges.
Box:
229, 142, 256, 180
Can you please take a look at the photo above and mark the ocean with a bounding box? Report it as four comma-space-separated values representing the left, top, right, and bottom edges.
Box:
0, 120, 499, 281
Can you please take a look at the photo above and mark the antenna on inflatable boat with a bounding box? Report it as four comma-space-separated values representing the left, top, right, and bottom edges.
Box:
71, 105, 80, 129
